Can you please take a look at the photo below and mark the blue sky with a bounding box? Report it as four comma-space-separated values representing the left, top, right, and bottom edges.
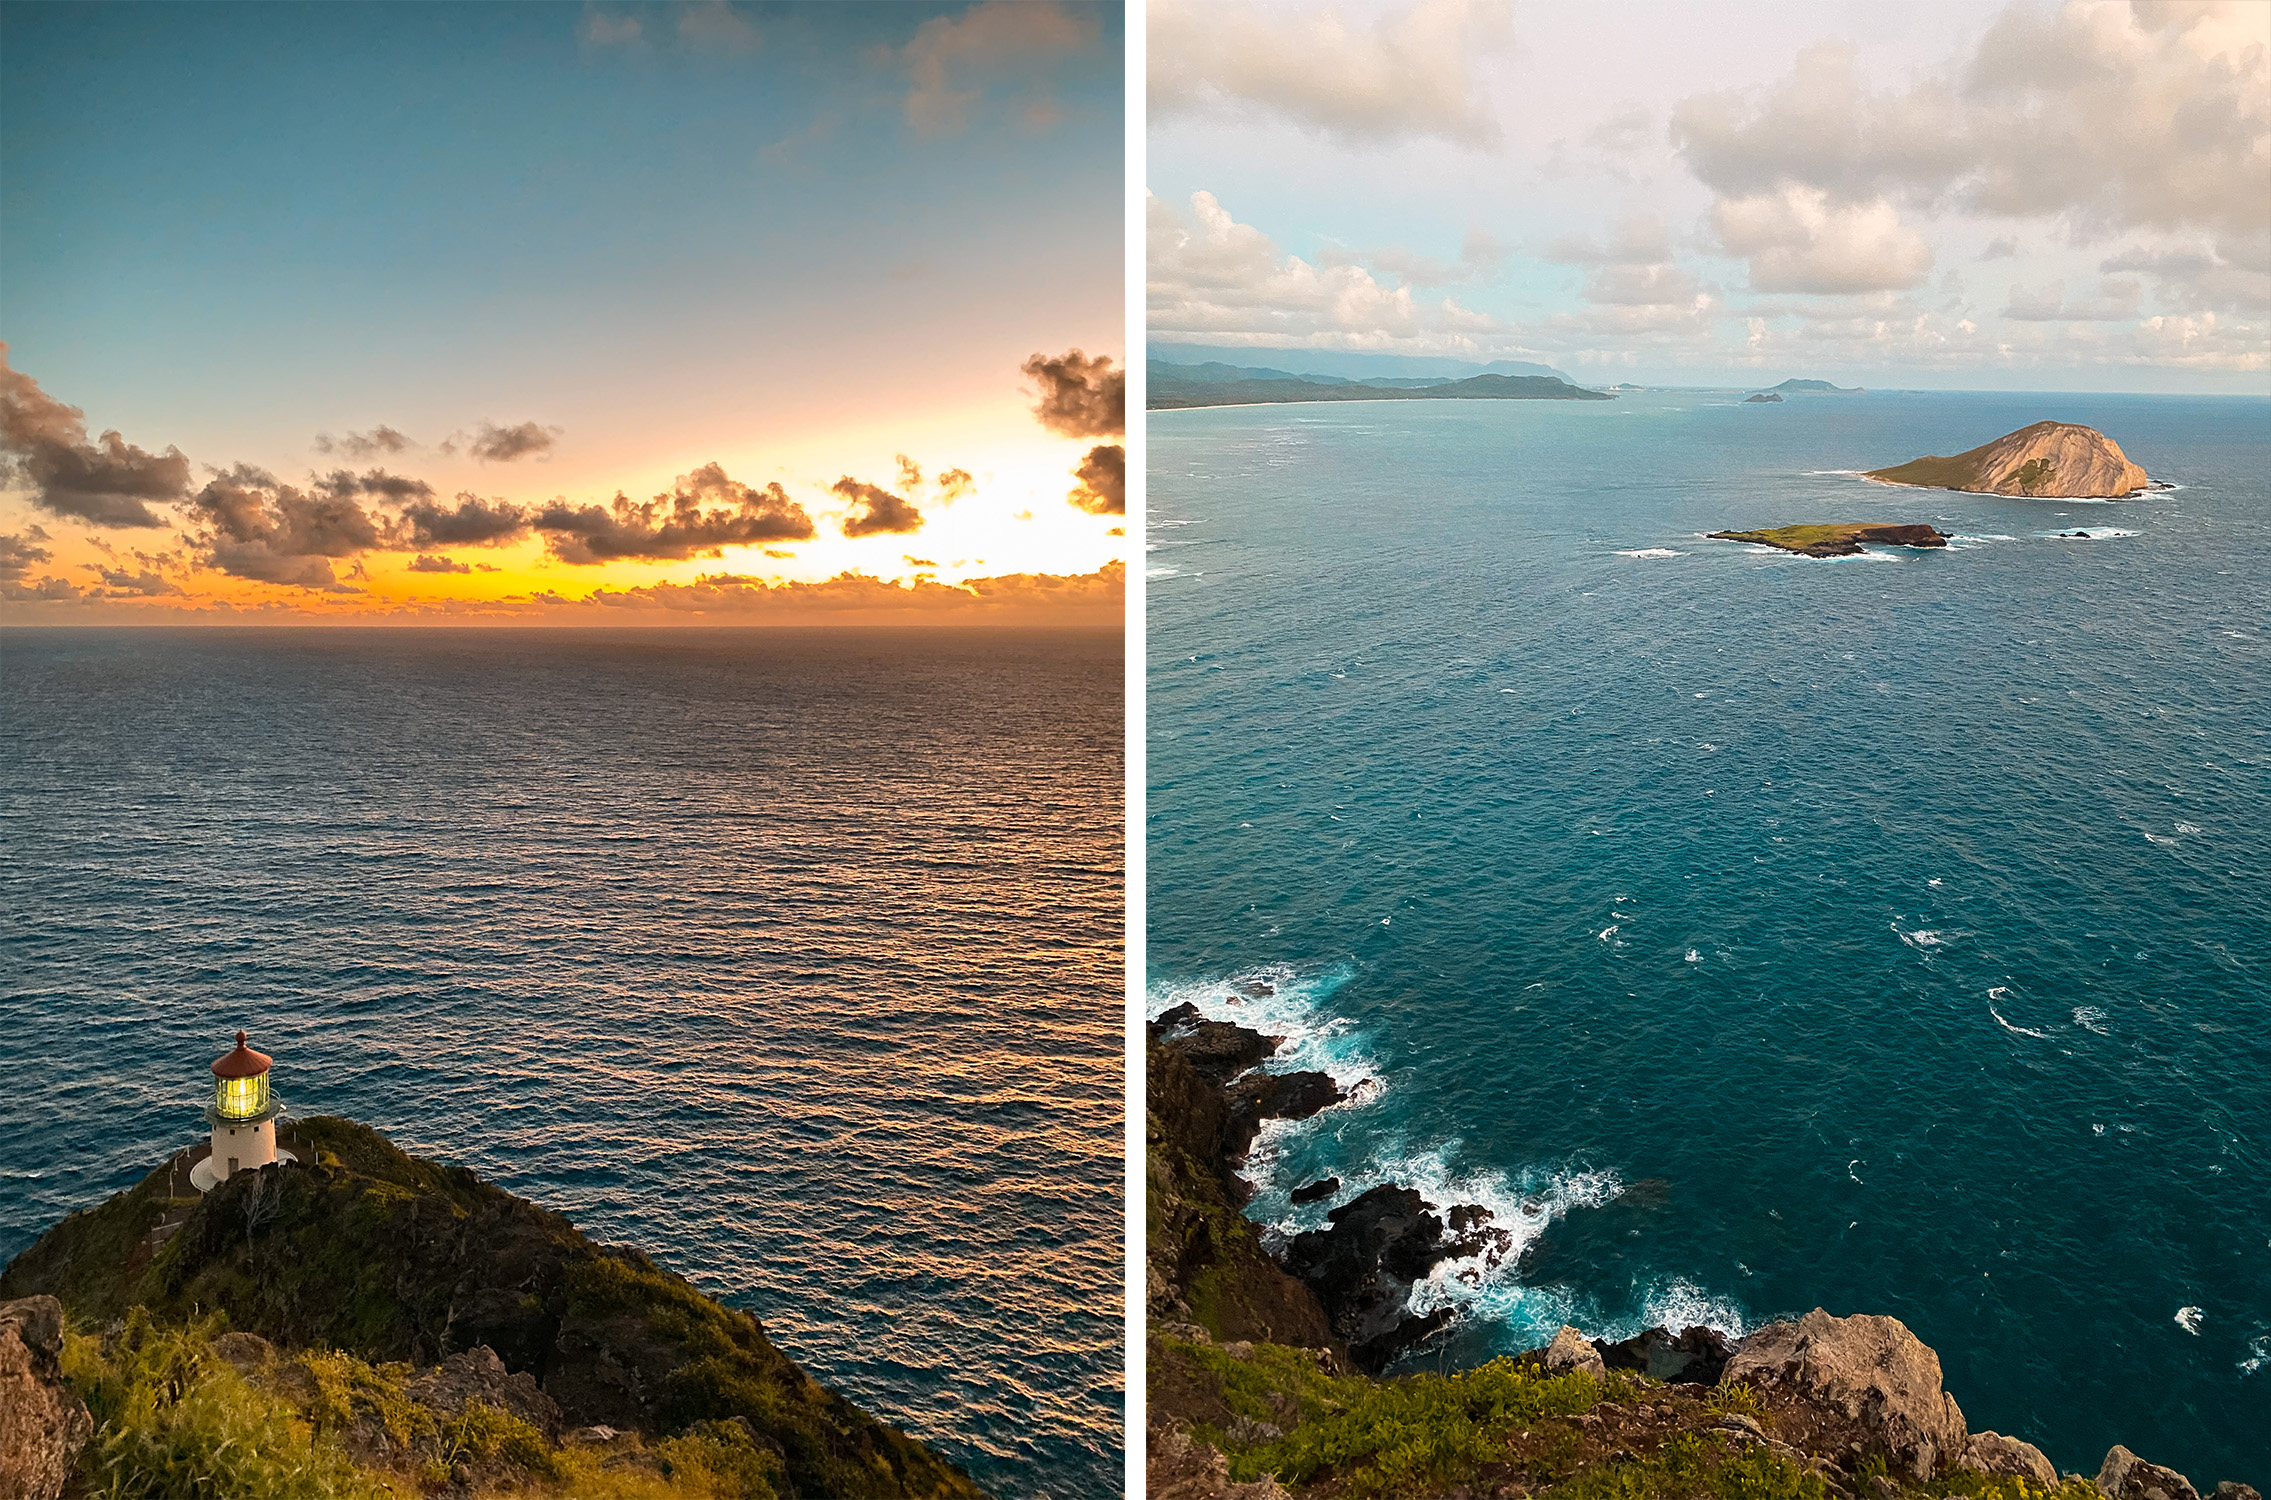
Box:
2, 1, 1126, 617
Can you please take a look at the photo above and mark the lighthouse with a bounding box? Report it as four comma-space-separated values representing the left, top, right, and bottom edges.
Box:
189, 1031, 296, 1191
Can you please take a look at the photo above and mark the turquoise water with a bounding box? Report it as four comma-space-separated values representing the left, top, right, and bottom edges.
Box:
0, 627, 1123, 1500
1148, 391, 2270, 1483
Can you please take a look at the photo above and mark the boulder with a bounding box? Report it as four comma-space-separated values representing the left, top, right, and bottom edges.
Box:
406, 1344, 562, 1443
1722, 1308, 1967, 1481
1544, 1325, 1606, 1377
1148, 1425, 1292, 1500
210, 1330, 275, 1372
0, 1296, 93, 1500
2098, 1445, 2201, 1500
1290, 1177, 1340, 1206
1595, 1324, 1734, 1385
1964, 1431, 2059, 1486
2212, 1485, 2262, 1500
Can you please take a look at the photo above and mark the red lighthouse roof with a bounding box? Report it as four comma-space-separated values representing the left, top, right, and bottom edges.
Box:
211, 1031, 273, 1079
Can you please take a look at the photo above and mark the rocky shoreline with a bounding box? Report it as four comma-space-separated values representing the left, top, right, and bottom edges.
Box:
1146, 1007, 2259, 1500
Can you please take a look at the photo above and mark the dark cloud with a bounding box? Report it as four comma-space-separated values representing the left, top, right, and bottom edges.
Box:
314, 425, 412, 458
1, 530, 66, 599
393, 494, 532, 548
833, 476, 925, 537
90, 566, 182, 597
407, 554, 472, 574
935, 467, 974, 502
188, 464, 381, 593
463, 420, 561, 462
0, 347, 191, 527
1022, 349, 1124, 438
533, 461, 815, 563
1067, 443, 1123, 515
314, 468, 435, 503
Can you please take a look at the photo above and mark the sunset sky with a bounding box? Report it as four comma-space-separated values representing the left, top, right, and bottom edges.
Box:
1149, 0, 2268, 391
1, 1, 1125, 621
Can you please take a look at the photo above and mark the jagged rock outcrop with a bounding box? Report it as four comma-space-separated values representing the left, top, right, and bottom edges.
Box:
2098, 1445, 2203, 1500
1593, 1324, 1734, 1385
1865, 420, 2150, 497
1278, 1186, 1506, 1372
1962, 1430, 2059, 1485
1722, 1309, 1968, 1482
0, 1296, 92, 1500
1544, 1325, 1606, 1377
1146, 1024, 1339, 1350
1153, 1004, 1283, 1084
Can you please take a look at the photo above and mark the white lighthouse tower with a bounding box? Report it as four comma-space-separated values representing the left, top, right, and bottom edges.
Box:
189, 1031, 296, 1191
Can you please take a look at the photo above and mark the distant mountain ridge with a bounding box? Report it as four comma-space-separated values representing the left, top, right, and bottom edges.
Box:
1149, 343, 1574, 384
1150, 370, 1613, 410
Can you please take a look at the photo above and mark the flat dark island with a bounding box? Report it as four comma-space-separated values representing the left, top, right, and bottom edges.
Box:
1709, 523, 1951, 557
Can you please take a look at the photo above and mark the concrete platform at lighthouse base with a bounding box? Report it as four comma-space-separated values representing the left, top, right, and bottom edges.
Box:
190, 1148, 297, 1193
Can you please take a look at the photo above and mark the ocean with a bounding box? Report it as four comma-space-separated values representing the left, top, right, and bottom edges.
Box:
1146, 389, 2270, 1483
0, 626, 1124, 1500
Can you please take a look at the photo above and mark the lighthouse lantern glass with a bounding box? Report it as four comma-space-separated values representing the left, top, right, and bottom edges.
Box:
215, 1071, 268, 1120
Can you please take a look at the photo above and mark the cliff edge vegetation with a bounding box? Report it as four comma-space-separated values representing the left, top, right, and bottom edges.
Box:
0, 1117, 985, 1500
1863, 422, 2149, 498
1145, 1013, 2259, 1500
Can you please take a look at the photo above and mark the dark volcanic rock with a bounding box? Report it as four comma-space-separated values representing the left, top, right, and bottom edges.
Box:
1145, 1033, 1340, 1351
1592, 1324, 1733, 1385
1158, 1017, 1283, 1085
1222, 1070, 1349, 1166
1290, 1177, 1340, 1205
1279, 1186, 1497, 1372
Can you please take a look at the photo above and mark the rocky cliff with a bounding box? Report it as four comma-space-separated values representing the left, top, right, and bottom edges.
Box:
1864, 421, 2150, 497
0, 1117, 984, 1500
1145, 1014, 2260, 1500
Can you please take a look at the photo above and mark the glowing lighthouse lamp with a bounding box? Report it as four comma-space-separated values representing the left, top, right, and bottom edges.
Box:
189, 1031, 297, 1192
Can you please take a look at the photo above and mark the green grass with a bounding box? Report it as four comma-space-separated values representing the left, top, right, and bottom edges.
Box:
1550, 1433, 1830, 1500
64, 1312, 401, 1500
1163, 1341, 1615, 1499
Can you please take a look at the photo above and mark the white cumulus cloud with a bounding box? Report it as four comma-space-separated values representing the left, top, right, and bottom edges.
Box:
1150, 0, 1512, 148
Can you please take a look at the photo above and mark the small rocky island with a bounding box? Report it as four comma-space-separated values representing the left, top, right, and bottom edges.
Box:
1146, 1005, 2259, 1500
1743, 393, 1783, 403
1708, 522, 1951, 557
1865, 420, 2149, 497
0, 1118, 985, 1500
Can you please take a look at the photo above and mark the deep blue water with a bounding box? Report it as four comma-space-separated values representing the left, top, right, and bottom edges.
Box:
0, 626, 1123, 1500
1147, 390, 2270, 1485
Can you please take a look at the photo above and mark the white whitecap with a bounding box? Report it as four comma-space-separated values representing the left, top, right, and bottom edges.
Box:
2073, 1006, 2110, 1035
2176, 1306, 2204, 1335
1685, 949, 1701, 964
1989, 1004, 2053, 1040
1614, 548, 1682, 559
